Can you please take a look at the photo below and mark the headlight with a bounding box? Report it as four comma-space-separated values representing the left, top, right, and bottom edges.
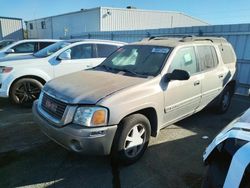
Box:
73, 107, 108, 127
0, 66, 13, 73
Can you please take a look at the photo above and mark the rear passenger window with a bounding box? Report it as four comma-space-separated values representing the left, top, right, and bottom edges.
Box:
197, 46, 218, 71
218, 44, 236, 64
169, 47, 198, 75
38, 42, 54, 50
97, 44, 118, 58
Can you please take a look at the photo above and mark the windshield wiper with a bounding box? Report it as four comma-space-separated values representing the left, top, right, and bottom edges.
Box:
119, 69, 149, 77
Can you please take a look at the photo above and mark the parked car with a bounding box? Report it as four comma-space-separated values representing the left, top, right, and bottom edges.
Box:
203, 107, 250, 188
0, 39, 15, 50
0, 39, 59, 58
0, 39, 125, 105
33, 36, 236, 164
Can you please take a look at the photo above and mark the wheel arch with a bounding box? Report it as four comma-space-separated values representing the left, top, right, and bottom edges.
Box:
9, 75, 47, 96
118, 107, 158, 137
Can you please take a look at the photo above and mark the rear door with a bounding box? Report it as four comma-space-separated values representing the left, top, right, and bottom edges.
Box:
54, 43, 98, 77
196, 45, 224, 108
164, 46, 202, 124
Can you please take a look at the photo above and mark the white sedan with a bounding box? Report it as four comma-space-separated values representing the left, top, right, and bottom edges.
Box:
203, 107, 250, 188
0, 39, 126, 105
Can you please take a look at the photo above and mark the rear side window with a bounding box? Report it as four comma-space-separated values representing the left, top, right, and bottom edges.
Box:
38, 42, 54, 50
196, 46, 218, 71
218, 44, 236, 64
169, 47, 198, 75
12, 42, 36, 53
96, 44, 118, 58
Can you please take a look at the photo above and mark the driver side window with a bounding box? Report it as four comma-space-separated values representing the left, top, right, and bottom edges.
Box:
12, 42, 36, 53
168, 47, 198, 75
69, 44, 93, 59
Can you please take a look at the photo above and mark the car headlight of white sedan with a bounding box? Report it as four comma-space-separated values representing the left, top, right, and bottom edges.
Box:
73, 107, 108, 127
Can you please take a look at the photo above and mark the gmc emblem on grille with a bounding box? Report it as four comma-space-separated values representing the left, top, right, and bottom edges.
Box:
45, 99, 57, 112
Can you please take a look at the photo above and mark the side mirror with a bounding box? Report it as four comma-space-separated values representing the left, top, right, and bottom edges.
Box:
57, 50, 71, 60
5, 48, 15, 54
164, 69, 190, 82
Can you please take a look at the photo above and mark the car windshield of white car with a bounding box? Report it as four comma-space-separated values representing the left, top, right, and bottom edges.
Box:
95, 45, 171, 77
33, 41, 71, 58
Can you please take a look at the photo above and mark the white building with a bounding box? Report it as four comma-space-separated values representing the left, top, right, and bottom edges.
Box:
27, 7, 208, 39
0, 16, 23, 40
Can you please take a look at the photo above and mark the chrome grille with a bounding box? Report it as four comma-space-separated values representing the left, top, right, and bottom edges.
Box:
41, 93, 67, 120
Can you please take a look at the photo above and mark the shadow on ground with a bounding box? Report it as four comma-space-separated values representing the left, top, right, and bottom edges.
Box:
0, 96, 249, 188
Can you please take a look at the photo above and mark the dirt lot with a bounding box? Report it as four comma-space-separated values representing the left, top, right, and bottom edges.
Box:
0, 95, 250, 188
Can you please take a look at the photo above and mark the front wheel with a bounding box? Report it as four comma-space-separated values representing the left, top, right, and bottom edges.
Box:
10, 78, 43, 106
111, 114, 151, 165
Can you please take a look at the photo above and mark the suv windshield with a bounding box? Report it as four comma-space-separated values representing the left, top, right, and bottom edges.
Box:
33, 41, 70, 58
97, 45, 170, 77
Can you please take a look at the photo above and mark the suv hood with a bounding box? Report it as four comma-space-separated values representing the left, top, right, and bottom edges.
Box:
43, 70, 148, 104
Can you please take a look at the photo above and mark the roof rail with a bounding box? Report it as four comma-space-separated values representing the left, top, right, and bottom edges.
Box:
180, 36, 227, 43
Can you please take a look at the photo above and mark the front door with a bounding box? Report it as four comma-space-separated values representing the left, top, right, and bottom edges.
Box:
54, 44, 103, 77
164, 46, 202, 124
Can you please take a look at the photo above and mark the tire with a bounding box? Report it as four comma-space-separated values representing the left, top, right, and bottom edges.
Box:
202, 160, 229, 188
215, 86, 233, 114
10, 78, 43, 106
111, 114, 151, 165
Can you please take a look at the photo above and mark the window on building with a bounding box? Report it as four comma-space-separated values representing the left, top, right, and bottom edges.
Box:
169, 47, 198, 75
41, 21, 46, 29
29, 23, 33, 30
96, 44, 119, 58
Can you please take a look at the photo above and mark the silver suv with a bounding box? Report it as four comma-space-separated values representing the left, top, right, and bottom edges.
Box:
33, 36, 236, 164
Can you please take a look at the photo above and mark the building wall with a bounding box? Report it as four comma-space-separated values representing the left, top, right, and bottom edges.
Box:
71, 23, 250, 96
100, 7, 207, 31
27, 7, 207, 39
27, 8, 100, 39
27, 17, 53, 39
0, 17, 23, 40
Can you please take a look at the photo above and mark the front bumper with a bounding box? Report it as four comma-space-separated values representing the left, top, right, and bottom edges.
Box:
0, 73, 13, 98
32, 101, 117, 155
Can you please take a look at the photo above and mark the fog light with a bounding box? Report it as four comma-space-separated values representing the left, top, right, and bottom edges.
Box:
90, 130, 106, 137
70, 139, 82, 151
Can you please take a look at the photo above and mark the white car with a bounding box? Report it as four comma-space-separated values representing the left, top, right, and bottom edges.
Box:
0, 39, 59, 58
203, 107, 250, 188
0, 39, 125, 105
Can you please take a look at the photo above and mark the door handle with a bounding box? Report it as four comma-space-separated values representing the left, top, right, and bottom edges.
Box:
194, 80, 200, 86
218, 74, 224, 79
86, 65, 92, 68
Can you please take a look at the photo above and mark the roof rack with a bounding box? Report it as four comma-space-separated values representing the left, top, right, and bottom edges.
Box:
180, 36, 227, 43
142, 35, 227, 43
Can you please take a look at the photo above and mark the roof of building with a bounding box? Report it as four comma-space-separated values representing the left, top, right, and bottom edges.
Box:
0, 16, 22, 21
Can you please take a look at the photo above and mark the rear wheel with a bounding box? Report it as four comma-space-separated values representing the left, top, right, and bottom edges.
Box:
215, 86, 233, 114
111, 114, 151, 165
10, 78, 43, 106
